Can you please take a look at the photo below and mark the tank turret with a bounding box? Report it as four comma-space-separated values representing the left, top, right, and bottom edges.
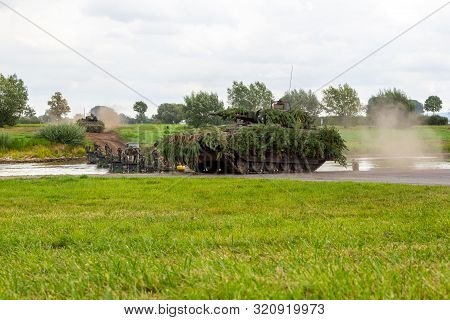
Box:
213, 106, 314, 129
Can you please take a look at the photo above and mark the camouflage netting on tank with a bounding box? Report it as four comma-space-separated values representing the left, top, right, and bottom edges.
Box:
157, 125, 347, 168
262, 109, 314, 128
216, 107, 315, 129
215, 107, 257, 121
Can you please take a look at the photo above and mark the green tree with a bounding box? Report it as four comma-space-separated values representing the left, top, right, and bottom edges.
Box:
367, 88, 415, 120
424, 96, 442, 114
23, 105, 36, 118
282, 89, 322, 116
184, 91, 224, 127
227, 81, 273, 111
0, 74, 28, 127
47, 92, 70, 120
154, 103, 185, 124
133, 101, 148, 123
322, 84, 361, 125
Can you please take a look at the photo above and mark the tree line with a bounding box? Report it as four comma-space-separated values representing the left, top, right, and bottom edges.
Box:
149, 81, 445, 127
0, 72, 445, 128
0, 73, 73, 126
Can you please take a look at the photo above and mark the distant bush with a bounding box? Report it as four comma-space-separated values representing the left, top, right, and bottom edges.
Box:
17, 117, 41, 124
416, 115, 448, 126
39, 124, 86, 145
0, 133, 11, 150
424, 115, 448, 125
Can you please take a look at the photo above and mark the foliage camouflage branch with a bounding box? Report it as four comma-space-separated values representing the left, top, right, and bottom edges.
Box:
157, 125, 347, 168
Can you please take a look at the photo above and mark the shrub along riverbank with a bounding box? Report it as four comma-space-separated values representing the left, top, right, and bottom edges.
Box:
0, 124, 85, 161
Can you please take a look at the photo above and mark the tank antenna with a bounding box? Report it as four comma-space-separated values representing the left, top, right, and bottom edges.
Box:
288, 65, 294, 93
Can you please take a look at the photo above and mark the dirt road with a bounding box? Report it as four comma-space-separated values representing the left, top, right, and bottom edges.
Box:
85, 131, 125, 153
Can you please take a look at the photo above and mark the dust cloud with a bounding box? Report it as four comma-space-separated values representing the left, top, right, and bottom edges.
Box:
355, 104, 443, 166
94, 106, 123, 129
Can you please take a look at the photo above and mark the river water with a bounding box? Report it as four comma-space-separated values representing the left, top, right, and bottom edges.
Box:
0, 162, 108, 177
0, 156, 449, 177
318, 156, 450, 172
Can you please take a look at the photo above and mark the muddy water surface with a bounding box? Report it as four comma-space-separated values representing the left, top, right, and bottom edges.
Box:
0, 162, 108, 177
318, 156, 450, 172
0, 156, 449, 177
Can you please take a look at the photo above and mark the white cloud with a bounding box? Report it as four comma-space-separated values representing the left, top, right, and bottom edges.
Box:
0, 0, 449, 116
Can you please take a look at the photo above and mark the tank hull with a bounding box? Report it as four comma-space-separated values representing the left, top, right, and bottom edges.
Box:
197, 151, 326, 174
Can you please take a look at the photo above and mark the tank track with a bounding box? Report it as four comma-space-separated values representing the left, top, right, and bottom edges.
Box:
86, 146, 326, 174
196, 152, 326, 174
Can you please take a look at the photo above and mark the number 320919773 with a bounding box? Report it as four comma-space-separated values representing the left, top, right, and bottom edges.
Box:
253, 303, 324, 315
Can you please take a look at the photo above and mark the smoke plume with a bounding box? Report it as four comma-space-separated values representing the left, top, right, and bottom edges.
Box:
355, 104, 443, 166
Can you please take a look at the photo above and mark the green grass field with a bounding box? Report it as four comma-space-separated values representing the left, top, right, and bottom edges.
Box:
0, 177, 448, 299
116, 124, 187, 146
0, 124, 85, 160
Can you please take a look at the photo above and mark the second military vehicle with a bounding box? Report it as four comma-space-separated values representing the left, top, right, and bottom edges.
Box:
77, 114, 105, 133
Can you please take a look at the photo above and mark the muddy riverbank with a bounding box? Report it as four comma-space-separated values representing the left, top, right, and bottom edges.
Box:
0, 157, 85, 164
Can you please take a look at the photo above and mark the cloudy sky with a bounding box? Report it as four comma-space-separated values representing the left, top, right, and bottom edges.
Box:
1, 0, 449, 116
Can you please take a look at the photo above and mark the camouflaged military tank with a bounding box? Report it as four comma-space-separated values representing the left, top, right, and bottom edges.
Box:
77, 114, 105, 133
157, 103, 347, 174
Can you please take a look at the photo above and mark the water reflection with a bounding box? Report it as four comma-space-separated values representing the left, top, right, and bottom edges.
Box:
0, 162, 108, 177
0, 156, 449, 176
318, 156, 450, 172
